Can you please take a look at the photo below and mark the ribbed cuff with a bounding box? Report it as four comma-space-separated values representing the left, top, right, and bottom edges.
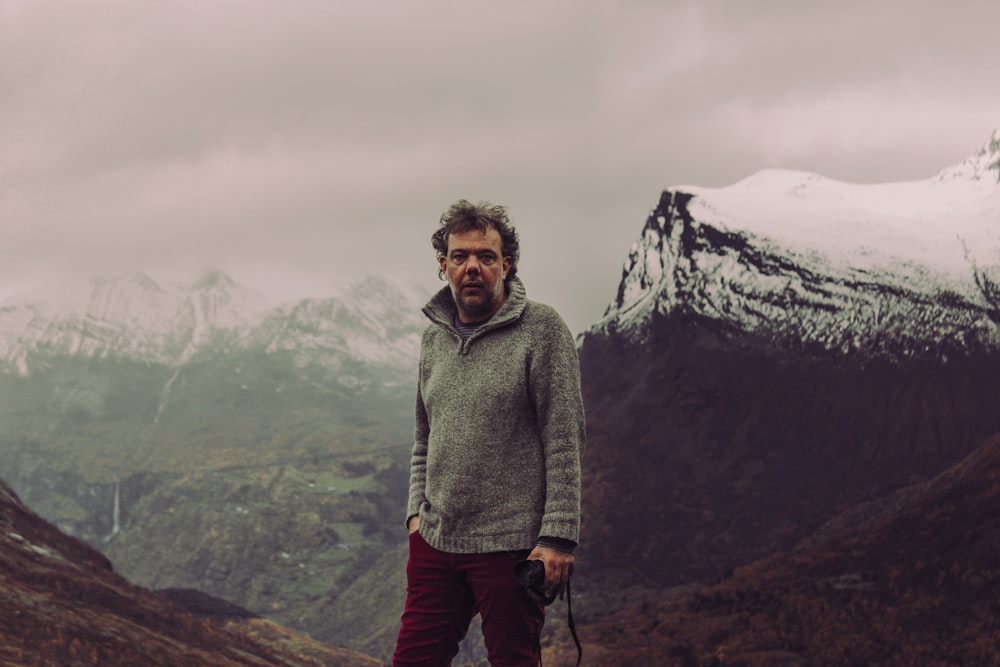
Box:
536, 536, 577, 554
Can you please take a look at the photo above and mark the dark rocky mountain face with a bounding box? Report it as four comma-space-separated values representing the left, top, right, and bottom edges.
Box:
578, 314, 1000, 587
553, 433, 1000, 666
0, 479, 380, 666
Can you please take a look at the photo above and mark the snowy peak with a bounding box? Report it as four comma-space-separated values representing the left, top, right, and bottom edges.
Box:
183, 270, 235, 291
0, 274, 200, 371
244, 277, 424, 369
4, 272, 264, 325
598, 131, 1000, 361
935, 128, 1000, 184
177, 272, 269, 352
10, 273, 170, 320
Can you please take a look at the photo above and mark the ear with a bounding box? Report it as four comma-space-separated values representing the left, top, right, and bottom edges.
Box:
502, 256, 512, 278
439, 254, 448, 274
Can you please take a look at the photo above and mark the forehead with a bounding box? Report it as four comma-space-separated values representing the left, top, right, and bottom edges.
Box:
445, 227, 503, 253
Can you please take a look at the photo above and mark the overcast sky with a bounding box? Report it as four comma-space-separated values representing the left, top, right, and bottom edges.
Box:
2, 0, 998, 333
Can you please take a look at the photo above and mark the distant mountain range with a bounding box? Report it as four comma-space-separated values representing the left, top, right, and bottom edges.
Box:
0, 271, 425, 384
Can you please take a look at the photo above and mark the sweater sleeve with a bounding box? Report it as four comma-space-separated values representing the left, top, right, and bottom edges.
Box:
528, 308, 586, 543
405, 346, 430, 526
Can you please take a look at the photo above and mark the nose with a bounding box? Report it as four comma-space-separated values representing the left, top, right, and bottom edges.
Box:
465, 254, 481, 274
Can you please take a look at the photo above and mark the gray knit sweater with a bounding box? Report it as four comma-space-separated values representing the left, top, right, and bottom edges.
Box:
406, 277, 585, 554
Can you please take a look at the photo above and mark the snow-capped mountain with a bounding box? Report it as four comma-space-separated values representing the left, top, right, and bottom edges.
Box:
233, 276, 426, 390
241, 277, 425, 374
0, 271, 426, 379
576, 130, 1000, 598
598, 130, 1000, 360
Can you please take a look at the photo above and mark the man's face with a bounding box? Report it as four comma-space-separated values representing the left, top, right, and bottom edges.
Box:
440, 227, 512, 323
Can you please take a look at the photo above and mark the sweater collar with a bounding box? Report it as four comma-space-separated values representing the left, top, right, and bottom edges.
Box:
423, 276, 527, 336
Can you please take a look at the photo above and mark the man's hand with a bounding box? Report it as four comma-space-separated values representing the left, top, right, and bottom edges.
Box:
526, 545, 575, 600
407, 516, 420, 535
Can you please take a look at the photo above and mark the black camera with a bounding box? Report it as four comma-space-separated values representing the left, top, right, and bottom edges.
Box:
514, 559, 557, 606
515, 558, 583, 667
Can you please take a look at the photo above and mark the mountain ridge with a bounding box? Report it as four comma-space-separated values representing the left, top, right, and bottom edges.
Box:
595, 130, 1000, 363
0, 272, 426, 383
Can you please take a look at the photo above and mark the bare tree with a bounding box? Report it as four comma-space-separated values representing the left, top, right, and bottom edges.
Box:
988, 137, 1000, 183
962, 238, 1000, 325
973, 267, 1000, 327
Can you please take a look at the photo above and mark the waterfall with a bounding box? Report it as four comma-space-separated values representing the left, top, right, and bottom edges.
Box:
153, 368, 182, 424
105, 480, 121, 543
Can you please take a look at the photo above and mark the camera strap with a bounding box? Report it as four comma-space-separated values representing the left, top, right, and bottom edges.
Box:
533, 579, 582, 667
565, 579, 582, 667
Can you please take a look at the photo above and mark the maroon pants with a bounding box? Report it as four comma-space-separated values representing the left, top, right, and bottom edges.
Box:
393, 531, 544, 667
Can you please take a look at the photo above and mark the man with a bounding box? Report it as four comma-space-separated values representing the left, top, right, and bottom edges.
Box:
393, 199, 585, 667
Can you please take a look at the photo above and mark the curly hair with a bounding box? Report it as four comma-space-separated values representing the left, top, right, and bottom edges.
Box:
432, 199, 520, 284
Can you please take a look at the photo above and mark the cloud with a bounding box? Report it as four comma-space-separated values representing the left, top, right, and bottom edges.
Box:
1, 0, 998, 332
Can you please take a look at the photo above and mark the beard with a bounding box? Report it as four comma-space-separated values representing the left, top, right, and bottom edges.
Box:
450, 279, 503, 322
